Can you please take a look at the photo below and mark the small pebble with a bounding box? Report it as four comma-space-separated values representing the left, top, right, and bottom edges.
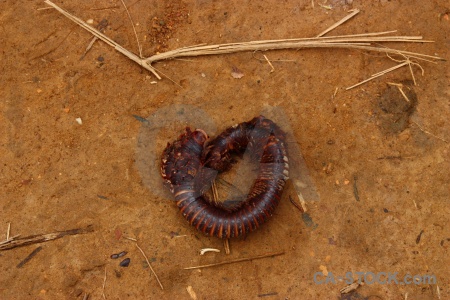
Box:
75, 117, 82, 125
86, 19, 94, 24
119, 258, 131, 267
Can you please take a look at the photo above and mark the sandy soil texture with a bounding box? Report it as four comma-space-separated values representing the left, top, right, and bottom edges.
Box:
1, 0, 449, 299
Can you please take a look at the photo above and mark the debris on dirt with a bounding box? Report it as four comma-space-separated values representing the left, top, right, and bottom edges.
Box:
231, 66, 244, 79
376, 81, 418, 135
16, 246, 43, 268
339, 291, 369, 300
97, 194, 108, 200
114, 228, 122, 240
110, 251, 127, 259
353, 175, 360, 201
416, 230, 424, 244
119, 258, 131, 267
440, 238, 450, 247
340, 282, 361, 294
257, 292, 278, 297
80, 19, 109, 60
0, 225, 94, 251
131, 242, 164, 290
302, 213, 318, 230
263, 54, 275, 73
323, 162, 334, 174
199, 248, 220, 255
224, 238, 230, 255
169, 231, 179, 238
184, 251, 285, 270
75, 117, 83, 125
147, 2, 189, 53
186, 285, 198, 300
132, 114, 149, 124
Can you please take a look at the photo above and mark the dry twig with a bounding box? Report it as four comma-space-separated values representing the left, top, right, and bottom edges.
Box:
102, 266, 107, 299
0, 225, 94, 251
316, 9, 360, 37
44, 0, 443, 87
135, 242, 164, 290
16, 246, 43, 268
184, 251, 285, 270
223, 238, 231, 255
119, 0, 143, 58
411, 121, 448, 143
186, 286, 198, 300
43, 0, 161, 78
263, 54, 275, 73
387, 82, 410, 102
6, 222, 11, 241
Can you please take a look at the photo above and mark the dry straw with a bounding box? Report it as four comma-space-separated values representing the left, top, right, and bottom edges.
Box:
43, 1, 444, 87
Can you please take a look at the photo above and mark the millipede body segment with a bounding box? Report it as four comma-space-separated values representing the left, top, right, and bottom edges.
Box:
160, 116, 289, 239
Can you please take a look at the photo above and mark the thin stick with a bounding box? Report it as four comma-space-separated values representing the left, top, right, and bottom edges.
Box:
135, 243, 164, 290
80, 36, 98, 60
263, 54, 275, 73
397, 86, 410, 102
184, 251, 285, 270
186, 286, 198, 300
44, 0, 443, 87
372, 61, 409, 77
408, 61, 419, 85
102, 266, 107, 299
211, 180, 219, 206
346, 61, 409, 90
289, 196, 305, 213
16, 246, 43, 268
411, 121, 448, 143
387, 83, 410, 102
44, 0, 161, 79
224, 239, 230, 255
6, 222, 11, 241
119, 0, 143, 58
0, 225, 94, 251
316, 9, 360, 37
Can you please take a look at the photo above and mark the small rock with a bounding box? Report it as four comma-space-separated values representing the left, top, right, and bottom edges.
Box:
119, 258, 131, 267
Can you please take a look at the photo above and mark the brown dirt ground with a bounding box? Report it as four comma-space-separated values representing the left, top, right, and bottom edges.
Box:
1, 0, 449, 299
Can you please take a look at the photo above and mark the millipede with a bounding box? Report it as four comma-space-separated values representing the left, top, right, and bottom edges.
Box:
160, 116, 289, 239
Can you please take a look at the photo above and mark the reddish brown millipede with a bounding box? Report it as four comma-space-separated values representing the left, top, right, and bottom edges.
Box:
160, 116, 289, 238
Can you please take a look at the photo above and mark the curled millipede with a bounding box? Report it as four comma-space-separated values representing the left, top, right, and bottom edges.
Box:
160, 116, 289, 239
